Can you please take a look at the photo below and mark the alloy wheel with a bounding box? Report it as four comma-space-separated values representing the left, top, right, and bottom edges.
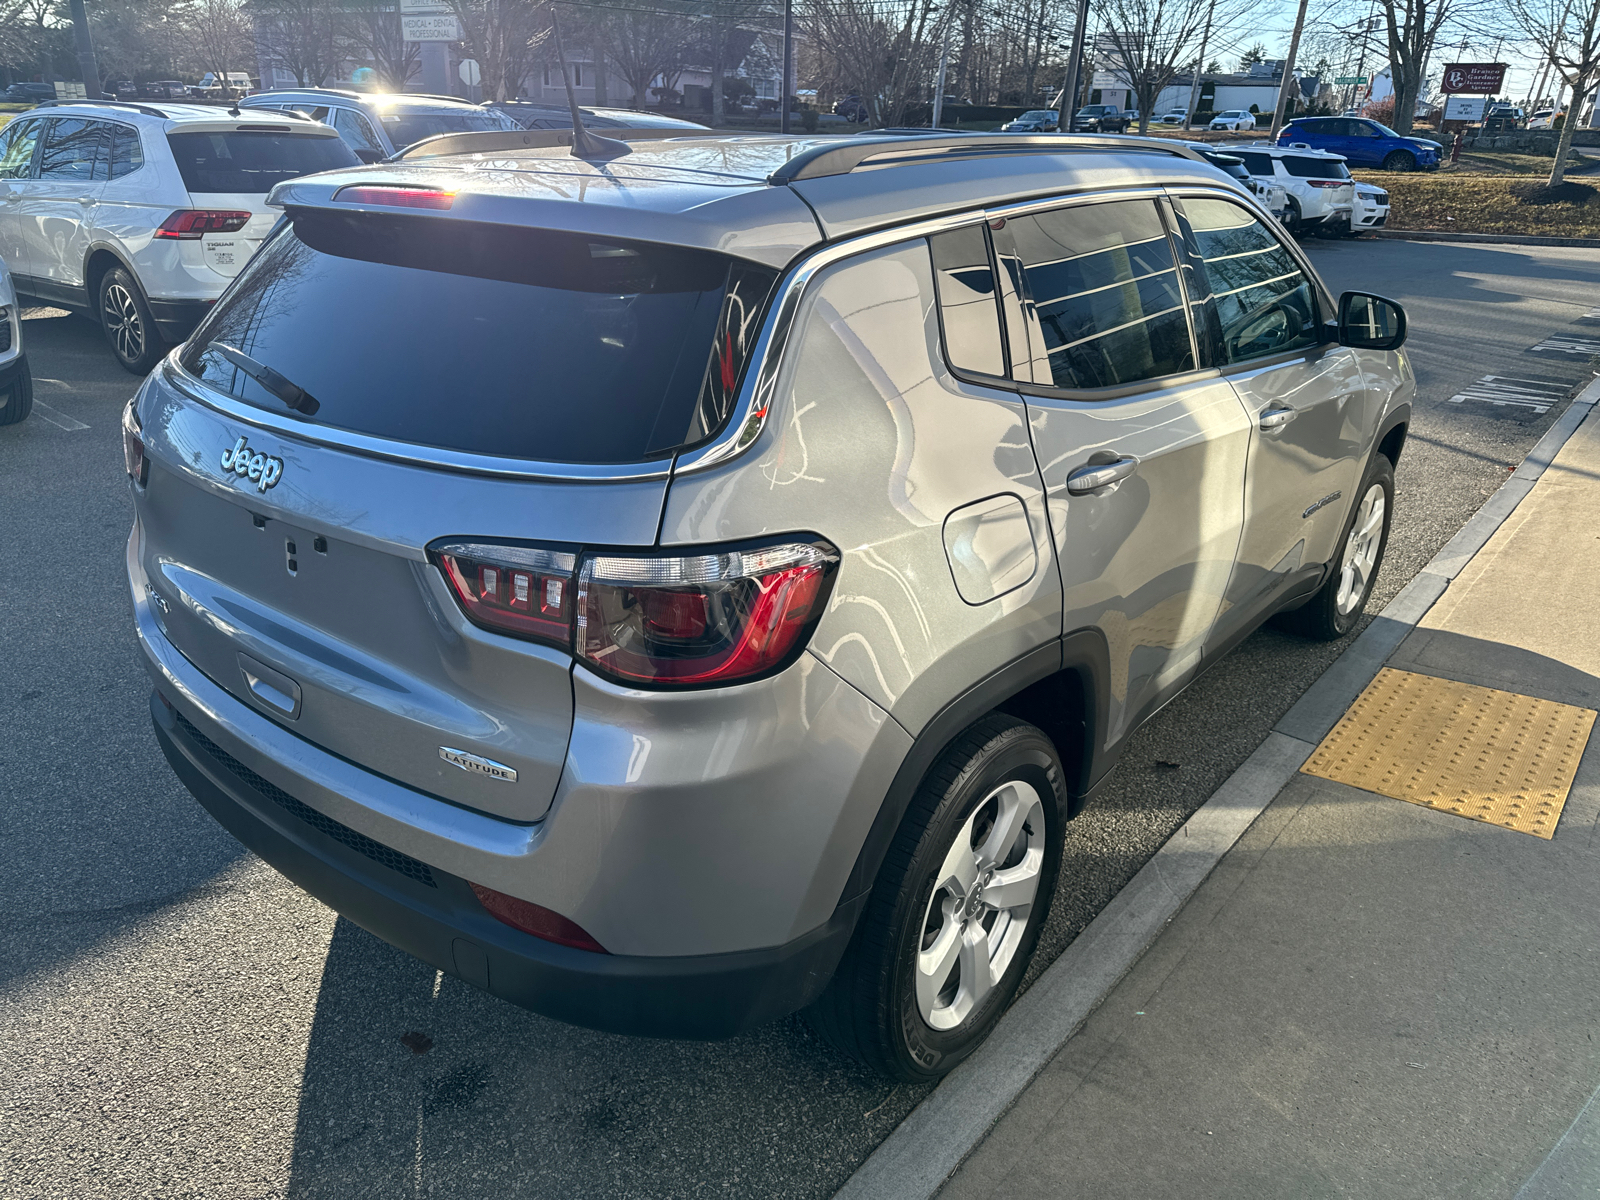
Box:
915, 778, 1046, 1031
103, 282, 145, 365
1336, 482, 1386, 617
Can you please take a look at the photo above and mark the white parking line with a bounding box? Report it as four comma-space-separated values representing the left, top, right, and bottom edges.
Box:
1447, 375, 1571, 414
32, 401, 88, 431
1528, 334, 1600, 357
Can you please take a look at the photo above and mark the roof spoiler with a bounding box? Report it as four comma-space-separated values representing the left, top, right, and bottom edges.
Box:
392, 126, 733, 161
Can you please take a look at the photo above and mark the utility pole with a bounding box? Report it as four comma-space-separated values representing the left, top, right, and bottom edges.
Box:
780, 0, 793, 133
1270, 0, 1310, 137
931, 21, 950, 128
68, 0, 101, 99
1184, 0, 1216, 129
1057, 0, 1089, 130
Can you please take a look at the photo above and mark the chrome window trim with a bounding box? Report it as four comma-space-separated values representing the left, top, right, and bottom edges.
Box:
162, 355, 676, 483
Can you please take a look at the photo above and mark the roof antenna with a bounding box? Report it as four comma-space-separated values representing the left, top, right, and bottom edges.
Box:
551, 7, 629, 160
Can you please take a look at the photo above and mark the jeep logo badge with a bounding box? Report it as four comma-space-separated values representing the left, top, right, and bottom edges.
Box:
220, 435, 284, 493
439, 746, 518, 782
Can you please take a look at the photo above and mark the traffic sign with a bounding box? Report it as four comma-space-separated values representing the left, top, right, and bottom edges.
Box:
1335, 76, 1367, 85
458, 58, 480, 87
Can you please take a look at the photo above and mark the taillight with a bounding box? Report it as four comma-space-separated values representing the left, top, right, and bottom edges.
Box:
426, 536, 839, 688
431, 541, 577, 646
335, 185, 454, 209
122, 398, 147, 486
154, 209, 253, 239
469, 883, 607, 953
577, 541, 838, 686
1307, 179, 1349, 189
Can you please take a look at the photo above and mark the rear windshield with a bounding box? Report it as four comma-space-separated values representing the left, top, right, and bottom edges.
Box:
167, 130, 359, 193
1281, 156, 1351, 180
181, 211, 777, 464
376, 108, 508, 147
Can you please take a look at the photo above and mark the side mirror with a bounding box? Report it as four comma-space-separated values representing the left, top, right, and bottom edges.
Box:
1338, 291, 1407, 351
353, 147, 385, 164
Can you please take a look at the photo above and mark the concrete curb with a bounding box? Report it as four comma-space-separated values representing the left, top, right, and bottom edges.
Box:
832, 374, 1600, 1200
1372, 229, 1600, 249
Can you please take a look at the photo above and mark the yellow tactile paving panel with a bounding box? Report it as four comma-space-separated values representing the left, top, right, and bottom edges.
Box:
1302, 668, 1597, 839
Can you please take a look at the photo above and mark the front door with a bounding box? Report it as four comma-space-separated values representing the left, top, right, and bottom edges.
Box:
0, 117, 43, 289
1168, 194, 1378, 649
999, 195, 1252, 745
20, 117, 107, 307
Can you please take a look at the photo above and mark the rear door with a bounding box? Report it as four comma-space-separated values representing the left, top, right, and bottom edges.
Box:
0, 117, 42, 284
18, 116, 107, 306
133, 210, 775, 822
1168, 194, 1378, 649
999, 195, 1251, 744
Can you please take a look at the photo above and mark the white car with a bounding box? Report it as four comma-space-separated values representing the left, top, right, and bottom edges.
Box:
1156, 109, 1188, 125
1209, 110, 1257, 131
1231, 144, 1355, 235
0, 100, 358, 372
0, 253, 31, 424
1350, 181, 1390, 233
1527, 109, 1558, 131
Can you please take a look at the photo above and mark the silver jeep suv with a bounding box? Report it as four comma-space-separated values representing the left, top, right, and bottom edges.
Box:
125, 131, 1412, 1080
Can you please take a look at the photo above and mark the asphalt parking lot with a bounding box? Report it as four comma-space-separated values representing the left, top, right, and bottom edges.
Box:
3, 237, 1599, 1200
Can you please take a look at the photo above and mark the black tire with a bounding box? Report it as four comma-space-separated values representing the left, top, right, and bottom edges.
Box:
1382, 149, 1416, 172
806, 714, 1067, 1081
1284, 197, 1304, 236
98, 266, 166, 375
1277, 454, 1395, 640
0, 361, 31, 425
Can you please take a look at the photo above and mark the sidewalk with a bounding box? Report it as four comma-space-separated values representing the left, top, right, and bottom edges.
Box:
928, 406, 1600, 1197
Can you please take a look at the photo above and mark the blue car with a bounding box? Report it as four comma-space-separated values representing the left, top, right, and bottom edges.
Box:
1278, 116, 1442, 172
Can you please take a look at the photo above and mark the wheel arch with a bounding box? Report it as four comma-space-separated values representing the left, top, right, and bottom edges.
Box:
84, 244, 137, 308
1375, 404, 1409, 468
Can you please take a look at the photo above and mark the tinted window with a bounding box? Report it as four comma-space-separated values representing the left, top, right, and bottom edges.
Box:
374, 107, 504, 149
1235, 151, 1275, 174
166, 131, 359, 193
1177, 198, 1320, 365
39, 118, 106, 181
109, 124, 143, 178
183, 213, 777, 463
1009, 199, 1193, 390
331, 106, 384, 153
0, 119, 41, 178
930, 225, 1005, 377
1281, 155, 1350, 180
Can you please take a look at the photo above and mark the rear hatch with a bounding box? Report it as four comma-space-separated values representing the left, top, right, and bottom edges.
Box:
133, 199, 773, 822
165, 123, 358, 278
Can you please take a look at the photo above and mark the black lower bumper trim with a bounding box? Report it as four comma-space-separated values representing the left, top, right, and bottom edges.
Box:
151, 692, 861, 1039
148, 298, 214, 342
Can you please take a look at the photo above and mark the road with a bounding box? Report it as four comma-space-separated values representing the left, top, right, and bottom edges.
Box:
3, 238, 1598, 1200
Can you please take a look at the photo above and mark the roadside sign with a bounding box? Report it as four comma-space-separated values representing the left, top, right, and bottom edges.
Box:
1335, 76, 1367, 85
1443, 96, 1488, 121
458, 59, 480, 87
1441, 62, 1507, 93
401, 12, 460, 40
399, 0, 449, 12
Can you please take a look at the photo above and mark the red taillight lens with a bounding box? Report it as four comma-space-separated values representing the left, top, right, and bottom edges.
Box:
154, 209, 252, 239
431, 541, 576, 646
122, 398, 146, 485
336, 185, 454, 209
469, 883, 607, 953
1308, 179, 1349, 188
576, 542, 837, 686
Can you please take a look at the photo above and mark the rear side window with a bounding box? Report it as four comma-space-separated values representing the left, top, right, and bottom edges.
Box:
166, 131, 359, 193
929, 226, 1005, 378
1281, 156, 1351, 180
39, 118, 106, 181
109, 125, 143, 178
1235, 151, 1275, 175
1177, 198, 1321, 365
182, 212, 777, 464
1007, 199, 1193, 391
375, 108, 503, 149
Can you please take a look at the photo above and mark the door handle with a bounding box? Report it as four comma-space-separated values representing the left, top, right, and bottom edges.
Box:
1066, 456, 1138, 495
1259, 406, 1297, 431
75, 196, 95, 205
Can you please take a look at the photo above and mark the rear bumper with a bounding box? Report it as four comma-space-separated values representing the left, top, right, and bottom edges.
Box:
152, 690, 864, 1038
148, 298, 214, 342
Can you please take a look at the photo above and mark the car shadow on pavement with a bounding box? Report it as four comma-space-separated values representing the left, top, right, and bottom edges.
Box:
282, 917, 926, 1200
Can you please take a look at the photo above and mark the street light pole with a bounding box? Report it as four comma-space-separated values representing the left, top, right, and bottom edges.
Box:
68, 0, 101, 100
931, 21, 950, 128
1184, 0, 1216, 129
780, 0, 793, 134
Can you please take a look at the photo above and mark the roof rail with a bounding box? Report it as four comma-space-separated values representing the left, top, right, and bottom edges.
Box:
34, 98, 173, 120
767, 132, 1205, 184
393, 125, 738, 161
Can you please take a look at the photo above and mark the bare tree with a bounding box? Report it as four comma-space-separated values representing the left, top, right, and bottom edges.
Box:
176, 0, 253, 81
803, 0, 948, 125
445, 0, 549, 102
1091, 0, 1237, 133
605, 3, 690, 106
1372, 0, 1459, 133
340, 1, 421, 91
1511, 0, 1600, 185
252, 0, 343, 87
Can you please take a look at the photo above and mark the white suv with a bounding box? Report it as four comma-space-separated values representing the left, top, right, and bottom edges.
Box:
0, 101, 357, 372
1231, 144, 1355, 236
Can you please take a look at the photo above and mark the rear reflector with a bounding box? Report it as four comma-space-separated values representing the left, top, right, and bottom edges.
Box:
469, 883, 607, 953
154, 209, 252, 239
336, 185, 454, 209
